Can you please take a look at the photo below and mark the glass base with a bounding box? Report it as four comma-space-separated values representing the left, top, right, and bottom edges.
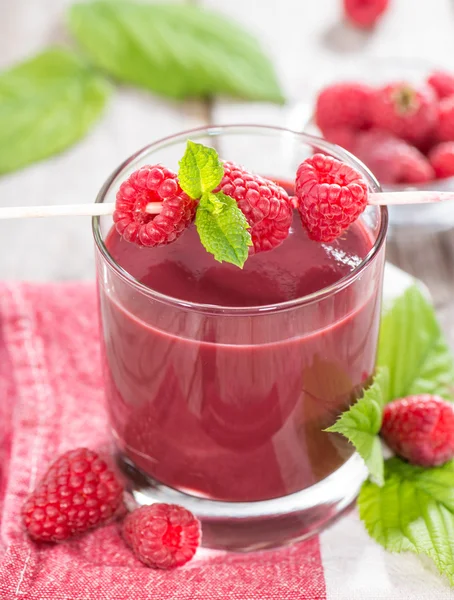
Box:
116, 451, 367, 552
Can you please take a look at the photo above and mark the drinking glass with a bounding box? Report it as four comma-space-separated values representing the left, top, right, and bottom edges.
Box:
93, 125, 388, 550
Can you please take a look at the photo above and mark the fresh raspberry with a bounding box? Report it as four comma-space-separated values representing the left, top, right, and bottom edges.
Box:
381, 395, 454, 467
354, 129, 435, 184
113, 165, 196, 247
429, 142, 454, 178
396, 149, 435, 184
123, 504, 201, 569
343, 0, 390, 28
370, 82, 437, 146
427, 71, 454, 100
295, 153, 368, 242
22, 448, 123, 542
315, 83, 373, 133
436, 96, 454, 142
216, 162, 292, 253
321, 126, 357, 153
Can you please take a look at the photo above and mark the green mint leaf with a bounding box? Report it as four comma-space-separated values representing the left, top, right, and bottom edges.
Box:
0, 48, 110, 174
325, 368, 389, 486
178, 141, 224, 200
359, 457, 454, 586
69, 2, 284, 103
377, 285, 454, 401
195, 192, 252, 268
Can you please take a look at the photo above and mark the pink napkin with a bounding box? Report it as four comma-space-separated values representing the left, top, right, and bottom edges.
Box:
0, 283, 326, 599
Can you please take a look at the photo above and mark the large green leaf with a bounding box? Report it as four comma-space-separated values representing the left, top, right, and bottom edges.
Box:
0, 48, 111, 174
69, 1, 284, 103
359, 457, 454, 585
377, 285, 454, 401
325, 368, 389, 486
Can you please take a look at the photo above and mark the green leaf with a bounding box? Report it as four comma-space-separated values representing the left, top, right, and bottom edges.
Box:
195, 192, 252, 268
359, 457, 454, 585
178, 141, 224, 200
325, 368, 389, 486
68, 1, 284, 103
0, 48, 110, 174
377, 285, 454, 401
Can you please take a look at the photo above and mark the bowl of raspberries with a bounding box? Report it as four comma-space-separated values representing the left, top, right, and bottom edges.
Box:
307, 61, 454, 232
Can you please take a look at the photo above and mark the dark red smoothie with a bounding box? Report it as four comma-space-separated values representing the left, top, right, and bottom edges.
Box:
99, 215, 383, 502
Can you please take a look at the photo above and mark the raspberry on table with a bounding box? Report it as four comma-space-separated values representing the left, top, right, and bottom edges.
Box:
295, 153, 368, 243
123, 503, 201, 569
381, 395, 454, 467
315, 83, 373, 133
216, 162, 292, 254
343, 0, 390, 28
436, 96, 454, 142
354, 129, 434, 185
22, 448, 123, 542
370, 82, 437, 146
427, 71, 454, 100
429, 142, 454, 179
113, 165, 196, 247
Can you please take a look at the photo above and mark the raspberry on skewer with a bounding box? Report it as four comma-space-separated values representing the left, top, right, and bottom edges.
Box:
216, 161, 293, 254
295, 153, 368, 243
113, 165, 196, 247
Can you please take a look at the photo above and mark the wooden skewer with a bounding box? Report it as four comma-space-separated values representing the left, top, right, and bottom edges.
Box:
0, 191, 453, 220
0, 202, 163, 220
368, 191, 454, 205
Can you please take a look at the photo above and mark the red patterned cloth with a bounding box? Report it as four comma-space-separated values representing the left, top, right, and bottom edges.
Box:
0, 283, 325, 600
0, 281, 451, 599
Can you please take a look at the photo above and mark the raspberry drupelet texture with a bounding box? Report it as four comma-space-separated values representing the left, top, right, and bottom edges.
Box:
22, 448, 123, 542
123, 503, 201, 569
295, 153, 368, 243
381, 395, 454, 467
216, 162, 292, 254
113, 165, 196, 247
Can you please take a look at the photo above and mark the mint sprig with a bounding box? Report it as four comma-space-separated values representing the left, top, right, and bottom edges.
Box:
196, 192, 252, 268
178, 140, 224, 199
178, 141, 252, 268
325, 368, 389, 486
359, 458, 454, 586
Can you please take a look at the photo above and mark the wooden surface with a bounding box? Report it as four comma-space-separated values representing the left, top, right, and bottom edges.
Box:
387, 231, 454, 347
1, 0, 454, 344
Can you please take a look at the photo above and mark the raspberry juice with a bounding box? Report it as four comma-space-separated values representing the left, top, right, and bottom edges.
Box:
99, 213, 384, 502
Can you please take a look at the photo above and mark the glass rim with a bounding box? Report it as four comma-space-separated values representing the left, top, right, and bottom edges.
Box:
93, 124, 388, 315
